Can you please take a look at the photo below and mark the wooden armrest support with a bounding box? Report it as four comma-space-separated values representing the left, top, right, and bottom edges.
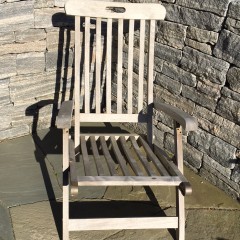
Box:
154, 102, 198, 132
69, 139, 78, 197
56, 100, 74, 129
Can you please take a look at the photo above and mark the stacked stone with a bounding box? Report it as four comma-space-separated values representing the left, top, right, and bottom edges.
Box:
125, 0, 240, 199
0, 0, 74, 140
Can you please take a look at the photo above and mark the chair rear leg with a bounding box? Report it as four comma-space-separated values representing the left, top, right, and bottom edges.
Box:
63, 183, 69, 240
63, 129, 70, 240
176, 188, 185, 240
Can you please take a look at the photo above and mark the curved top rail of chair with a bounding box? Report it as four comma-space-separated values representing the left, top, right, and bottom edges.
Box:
65, 0, 166, 20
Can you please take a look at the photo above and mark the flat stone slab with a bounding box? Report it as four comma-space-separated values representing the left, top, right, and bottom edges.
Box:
186, 209, 240, 240
10, 200, 240, 240
0, 134, 61, 207
10, 200, 175, 240
0, 203, 14, 240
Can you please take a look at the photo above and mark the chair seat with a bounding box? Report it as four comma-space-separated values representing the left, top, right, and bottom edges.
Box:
69, 134, 191, 194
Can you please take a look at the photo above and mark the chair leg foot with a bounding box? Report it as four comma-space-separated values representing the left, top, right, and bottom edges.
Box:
176, 188, 185, 240
63, 184, 69, 240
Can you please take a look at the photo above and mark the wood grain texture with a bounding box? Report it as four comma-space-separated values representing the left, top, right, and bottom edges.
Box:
74, 16, 81, 148
69, 217, 178, 231
65, 0, 166, 20
84, 17, 90, 113
95, 17, 102, 114
78, 113, 148, 122
154, 102, 198, 132
56, 100, 73, 129
117, 18, 123, 114
76, 176, 181, 186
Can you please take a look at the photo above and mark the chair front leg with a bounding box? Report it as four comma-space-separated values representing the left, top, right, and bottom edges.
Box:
63, 128, 70, 240
174, 121, 185, 240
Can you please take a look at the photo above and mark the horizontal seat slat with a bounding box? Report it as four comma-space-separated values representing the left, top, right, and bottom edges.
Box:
80, 136, 92, 176
99, 136, 118, 176
76, 176, 181, 186
130, 136, 156, 176
138, 137, 169, 176
90, 136, 105, 176
69, 217, 178, 231
110, 136, 129, 176
119, 136, 144, 176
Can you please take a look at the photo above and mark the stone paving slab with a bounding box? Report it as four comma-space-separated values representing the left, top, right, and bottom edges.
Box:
104, 167, 240, 210
0, 134, 61, 207
0, 203, 14, 240
10, 200, 175, 240
10, 200, 240, 240
1, 128, 240, 240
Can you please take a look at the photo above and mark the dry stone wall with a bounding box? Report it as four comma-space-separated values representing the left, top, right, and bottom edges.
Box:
125, 0, 240, 200
0, 0, 239, 199
0, 0, 75, 139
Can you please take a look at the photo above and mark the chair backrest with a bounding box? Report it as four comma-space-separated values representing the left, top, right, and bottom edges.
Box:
65, 0, 166, 125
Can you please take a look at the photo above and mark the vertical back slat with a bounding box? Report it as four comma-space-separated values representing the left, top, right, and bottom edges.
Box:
75, 16, 81, 148
106, 18, 112, 113
96, 18, 102, 113
147, 20, 155, 146
147, 20, 155, 106
127, 19, 134, 114
138, 19, 145, 113
84, 17, 90, 113
117, 19, 123, 114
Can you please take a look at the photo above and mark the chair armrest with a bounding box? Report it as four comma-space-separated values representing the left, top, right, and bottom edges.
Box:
56, 100, 74, 129
154, 101, 198, 132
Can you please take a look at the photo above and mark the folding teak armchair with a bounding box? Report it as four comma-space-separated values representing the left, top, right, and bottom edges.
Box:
56, 1, 198, 239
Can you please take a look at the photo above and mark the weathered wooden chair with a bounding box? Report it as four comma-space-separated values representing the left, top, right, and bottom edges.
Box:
56, 1, 198, 239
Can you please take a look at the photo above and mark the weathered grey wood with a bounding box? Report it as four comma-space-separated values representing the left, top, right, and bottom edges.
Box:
174, 121, 185, 240
74, 16, 81, 148
65, 0, 166, 20
69, 138, 78, 196
70, 161, 78, 197
119, 136, 144, 176
154, 144, 192, 196
79, 113, 148, 122
80, 136, 92, 176
147, 20, 155, 147
127, 19, 134, 114
80, 134, 139, 140
99, 136, 118, 176
138, 19, 145, 113
96, 17, 102, 114
130, 136, 156, 176
90, 136, 105, 176
84, 17, 90, 113
56, 100, 73, 129
110, 136, 129, 176
77, 176, 181, 186
106, 18, 112, 114
60, 2, 191, 239
69, 139, 75, 161
69, 217, 178, 231
63, 129, 69, 240
154, 102, 198, 131
117, 18, 123, 114
138, 137, 169, 176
